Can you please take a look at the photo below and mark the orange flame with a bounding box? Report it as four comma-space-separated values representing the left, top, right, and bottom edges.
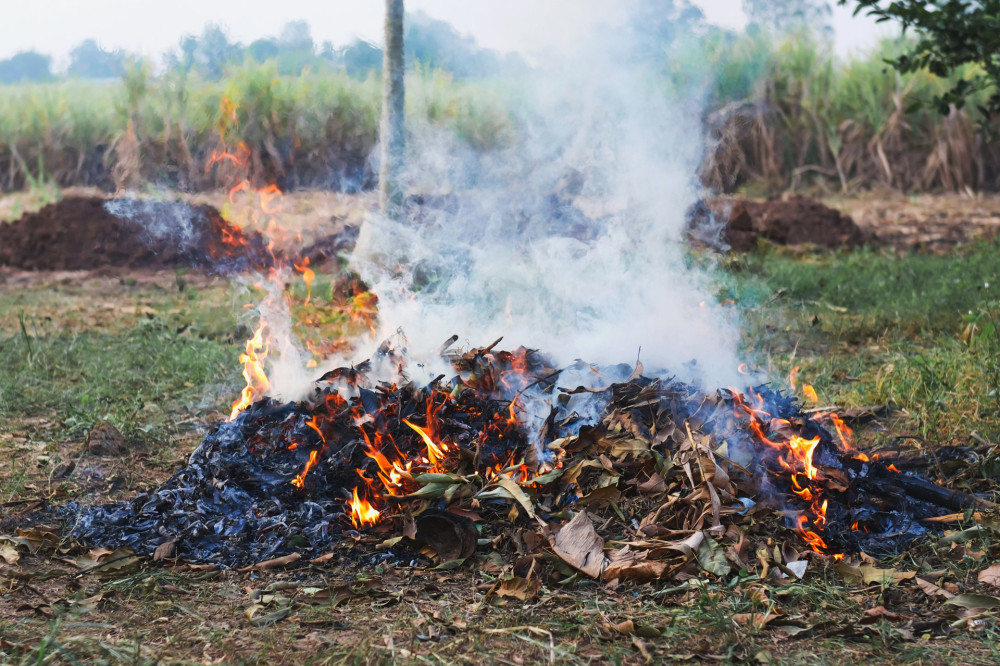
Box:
802, 384, 819, 403
291, 449, 320, 489
403, 418, 449, 471
228, 320, 270, 421
348, 487, 381, 528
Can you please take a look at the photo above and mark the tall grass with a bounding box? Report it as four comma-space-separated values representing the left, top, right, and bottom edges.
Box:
0, 63, 514, 194
1, 38, 999, 195
700, 32, 998, 194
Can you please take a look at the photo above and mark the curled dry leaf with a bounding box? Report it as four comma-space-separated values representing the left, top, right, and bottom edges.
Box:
602, 619, 662, 638
152, 540, 176, 561
237, 552, 301, 572
978, 563, 1000, 588
414, 509, 478, 561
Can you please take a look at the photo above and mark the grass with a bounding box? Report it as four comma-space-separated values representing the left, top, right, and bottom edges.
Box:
3, 33, 1000, 198
716, 240, 1000, 443
2, 230, 1000, 663
0, 64, 514, 195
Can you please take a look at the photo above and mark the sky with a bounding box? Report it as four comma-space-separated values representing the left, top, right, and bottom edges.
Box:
0, 0, 894, 68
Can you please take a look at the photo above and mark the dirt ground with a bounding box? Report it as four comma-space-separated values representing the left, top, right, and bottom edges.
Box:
2, 188, 1000, 664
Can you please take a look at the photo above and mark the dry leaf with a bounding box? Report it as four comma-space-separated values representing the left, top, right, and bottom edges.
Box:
833, 562, 915, 585
494, 577, 541, 601
603, 547, 669, 582
916, 577, 954, 601
945, 594, 1000, 610
602, 619, 661, 638
153, 540, 176, 561
237, 552, 301, 572
978, 564, 1000, 588
551, 512, 604, 578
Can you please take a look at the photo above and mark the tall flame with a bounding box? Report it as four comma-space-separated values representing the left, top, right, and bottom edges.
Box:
228, 320, 270, 421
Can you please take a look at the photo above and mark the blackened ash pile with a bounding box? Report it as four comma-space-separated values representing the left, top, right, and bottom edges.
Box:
63, 371, 528, 568
62, 345, 979, 570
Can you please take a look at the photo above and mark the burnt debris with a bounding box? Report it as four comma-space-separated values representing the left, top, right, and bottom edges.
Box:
61, 345, 981, 569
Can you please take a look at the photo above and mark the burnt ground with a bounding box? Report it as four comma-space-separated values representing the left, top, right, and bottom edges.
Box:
1, 190, 1000, 664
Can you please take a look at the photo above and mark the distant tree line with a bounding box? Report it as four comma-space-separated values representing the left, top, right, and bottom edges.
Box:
0, 13, 521, 85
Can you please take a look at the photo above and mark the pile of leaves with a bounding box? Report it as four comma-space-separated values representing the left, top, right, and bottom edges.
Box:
47, 342, 987, 585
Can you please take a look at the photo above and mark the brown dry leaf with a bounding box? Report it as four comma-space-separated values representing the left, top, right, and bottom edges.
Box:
74, 546, 139, 573
603, 547, 669, 582
602, 619, 662, 638
978, 564, 1000, 588
916, 577, 954, 601
494, 577, 541, 601
732, 611, 779, 630
637, 473, 667, 495
551, 511, 605, 578
15, 528, 60, 553
833, 561, 915, 585
152, 540, 176, 561
576, 484, 622, 507
861, 606, 902, 622
237, 552, 301, 572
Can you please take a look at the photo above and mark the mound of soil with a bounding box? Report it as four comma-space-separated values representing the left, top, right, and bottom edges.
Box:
0, 197, 275, 273
688, 196, 869, 251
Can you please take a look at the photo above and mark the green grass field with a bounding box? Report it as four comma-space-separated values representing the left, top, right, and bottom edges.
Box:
1, 230, 999, 664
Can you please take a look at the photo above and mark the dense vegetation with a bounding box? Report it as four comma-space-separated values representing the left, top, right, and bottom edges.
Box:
1, 6, 999, 196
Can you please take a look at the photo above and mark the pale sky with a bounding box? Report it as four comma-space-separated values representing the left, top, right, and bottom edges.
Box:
0, 0, 891, 68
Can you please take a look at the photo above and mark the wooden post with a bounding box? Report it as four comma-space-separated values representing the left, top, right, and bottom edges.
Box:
379, 0, 405, 215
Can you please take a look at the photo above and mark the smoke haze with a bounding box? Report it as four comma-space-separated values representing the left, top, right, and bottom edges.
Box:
346, 1, 743, 390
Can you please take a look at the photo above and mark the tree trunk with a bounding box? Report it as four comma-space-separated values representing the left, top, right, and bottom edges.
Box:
379, 0, 405, 215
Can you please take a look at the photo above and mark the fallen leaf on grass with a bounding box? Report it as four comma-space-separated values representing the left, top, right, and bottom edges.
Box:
732, 611, 780, 630
237, 552, 301, 572
551, 511, 604, 578
916, 577, 954, 601
245, 604, 291, 627
73, 546, 139, 573
861, 606, 902, 622
602, 619, 661, 638
978, 564, 1000, 587
833, 562, 915, 585
945, 594, 1000, 610
494, 577, 541, 601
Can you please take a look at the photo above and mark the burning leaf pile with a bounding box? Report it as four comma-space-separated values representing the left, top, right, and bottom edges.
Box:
62, 336, 986, 577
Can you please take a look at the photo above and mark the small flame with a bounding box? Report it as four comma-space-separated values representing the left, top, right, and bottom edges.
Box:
348, 487, 381, 528
403, 418, 449, 471
291, 449, 320, 489
788, 366, 800, 390
802, 384, 819, 403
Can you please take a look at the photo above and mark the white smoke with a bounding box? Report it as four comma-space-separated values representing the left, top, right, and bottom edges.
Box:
345, 1, 743, 390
